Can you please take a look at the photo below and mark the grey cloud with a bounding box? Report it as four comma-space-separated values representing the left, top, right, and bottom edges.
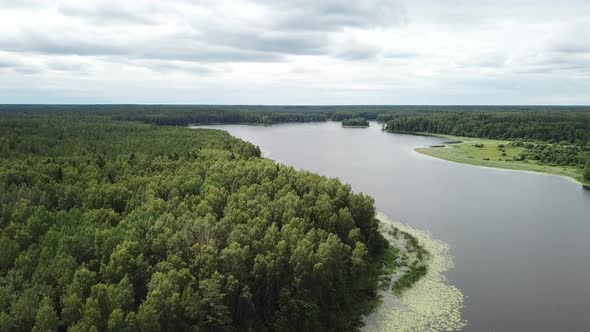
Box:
333, 44, 379, 60
0, 57, 43, 75
0, 30, 126, 57
257, 0, 407, 31
57, 2, 160, 25
0, 30, 285, 63
0, 59, 17, 68
188, 0, 407, 58
552, 44, 590, 55
381, 51, 420, 59
44, 59, 94, 73
201, 26, 328, 55
514, 53, 590, 75
13, 66, 44, 75
459, 54, 507, 69
0, 53, 93, 75
0, 0, 48, 9
290, 66, 320, 75
1, 0, 407, 64
133, 60, 227, 75
133, 40, 285, 63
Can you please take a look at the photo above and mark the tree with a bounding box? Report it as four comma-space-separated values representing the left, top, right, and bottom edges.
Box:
351, 242, 368, 273
0, 236, 19, 271
137, 303, 160, 332
32, 298, 59, 332
107, 309, 127, 332
61, 293, 84, 326
199, 272, 232, 330
11, 289, 38, 331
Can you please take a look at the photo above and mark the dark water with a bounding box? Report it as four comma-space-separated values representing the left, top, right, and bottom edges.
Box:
193, 122, 590, 332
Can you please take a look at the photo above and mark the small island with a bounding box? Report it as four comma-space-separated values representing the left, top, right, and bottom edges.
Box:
342, 117, 370, 128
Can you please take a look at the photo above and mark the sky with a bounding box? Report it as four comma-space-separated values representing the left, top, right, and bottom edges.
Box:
0, 0, 589, 105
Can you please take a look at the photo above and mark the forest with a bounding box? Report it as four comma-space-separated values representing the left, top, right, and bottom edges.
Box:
0, 113, 389, 331
384, 111, 590, 144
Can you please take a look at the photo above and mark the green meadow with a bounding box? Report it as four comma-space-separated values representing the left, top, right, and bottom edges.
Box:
416, 135, 588, 186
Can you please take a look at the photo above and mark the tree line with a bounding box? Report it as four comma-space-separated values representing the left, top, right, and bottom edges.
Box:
4, 104, 587, 127
384, 111, 590, 144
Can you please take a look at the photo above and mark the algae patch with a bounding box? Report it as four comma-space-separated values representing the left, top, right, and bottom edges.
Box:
362, 213, 466, 331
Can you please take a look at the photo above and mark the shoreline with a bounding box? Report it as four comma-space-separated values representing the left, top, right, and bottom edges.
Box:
415, 145, 588, 186
362, 213, 466, 332
390, 131, 589, 187
415, 146, 586, 186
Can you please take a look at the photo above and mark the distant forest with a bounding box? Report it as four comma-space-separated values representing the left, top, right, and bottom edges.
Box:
2, 104, 589, 128
1, 105, 589, 177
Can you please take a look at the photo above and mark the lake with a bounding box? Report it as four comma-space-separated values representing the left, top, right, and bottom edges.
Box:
192, 121, 590, 331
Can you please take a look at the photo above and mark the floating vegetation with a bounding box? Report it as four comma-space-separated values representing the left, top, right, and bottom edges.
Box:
362, 213, 466, 332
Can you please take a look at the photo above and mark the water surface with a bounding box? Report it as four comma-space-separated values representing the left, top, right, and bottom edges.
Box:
193, 122, 590, 331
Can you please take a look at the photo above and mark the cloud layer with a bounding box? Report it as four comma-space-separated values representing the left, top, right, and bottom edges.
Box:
1, 0, 589, 104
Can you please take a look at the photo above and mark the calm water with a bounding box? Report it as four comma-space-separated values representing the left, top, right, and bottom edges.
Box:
193, 122, 590, 332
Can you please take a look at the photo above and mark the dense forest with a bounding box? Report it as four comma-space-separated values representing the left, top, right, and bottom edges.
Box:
0, 113, 390, 331
384, 111, 590, 144
341, 118, 369, 127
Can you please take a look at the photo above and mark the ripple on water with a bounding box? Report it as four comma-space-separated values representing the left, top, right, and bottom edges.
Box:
362, 213, 466, 332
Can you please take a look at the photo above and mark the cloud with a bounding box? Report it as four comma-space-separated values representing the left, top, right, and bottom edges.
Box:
131, 60, 227, 75
0, 0, 408, 63
0, 0, 48, 9
329, 35, 382, 60
57, 1, 159, 25
0, 0, 589, 104
259, 0, 407, 31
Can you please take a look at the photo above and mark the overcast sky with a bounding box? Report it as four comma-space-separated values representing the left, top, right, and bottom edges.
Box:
1, 0, 589, 104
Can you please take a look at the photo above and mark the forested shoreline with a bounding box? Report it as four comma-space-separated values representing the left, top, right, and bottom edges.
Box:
0, 113, 395, 331
1, 105, 588, 182
383, 112, 590, 182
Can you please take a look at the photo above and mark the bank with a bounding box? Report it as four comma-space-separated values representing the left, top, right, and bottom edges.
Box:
362, 213, 466, 332
412, 134, 589, 187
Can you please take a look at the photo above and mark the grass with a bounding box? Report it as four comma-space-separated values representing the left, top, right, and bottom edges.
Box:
392, 265, 428, 295
373, 246, 401, 290
380, 226, 430, 295
415, 134, 589, 186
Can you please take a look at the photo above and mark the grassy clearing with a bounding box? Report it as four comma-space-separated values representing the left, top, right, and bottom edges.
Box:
415, 135, 588, 186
